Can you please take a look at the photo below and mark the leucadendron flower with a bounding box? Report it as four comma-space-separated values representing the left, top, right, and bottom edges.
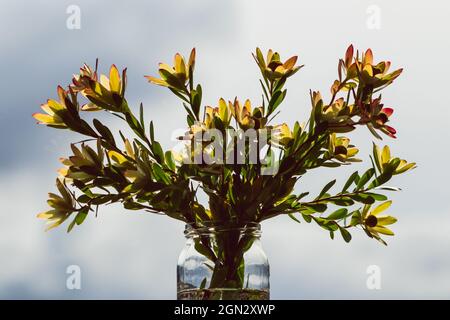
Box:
358, 98, 397, 138
33, 86, 69, 128
362, 201, 397, 243
58, 143, 105, 182
270, 123, 293, 147
145, 48, 196, 92
253, 48, 303, 81
37, 179, 77, 231
322, 98, 356, 133
342, 45, 403, 89
327, 133, 360, 163
373, 144, 416, 175
311, 91, 356, 133
204, 98, 232, 128
231, 98, 266, 130
72, 63, 127, 112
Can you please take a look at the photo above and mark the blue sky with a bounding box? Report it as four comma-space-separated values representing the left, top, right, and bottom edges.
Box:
1, 0, 449, 299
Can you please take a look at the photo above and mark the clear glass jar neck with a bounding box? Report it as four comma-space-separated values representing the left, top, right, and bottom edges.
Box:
184, 222, 261, 238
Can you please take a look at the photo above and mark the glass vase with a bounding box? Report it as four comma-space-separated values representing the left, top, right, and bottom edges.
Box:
177, 222, 270, 300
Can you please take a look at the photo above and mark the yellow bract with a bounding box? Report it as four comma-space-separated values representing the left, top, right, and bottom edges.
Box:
363, 201, 397, 239
254, 48, 302, 81
32, 86, 68, 128
145, 48, 196, 91
231, 99, 265, 130
271, 123, 293, 147
37, 179, 75, 231
72, 64, 126, 112
373, 144, 416, 175
328, 133, 360, 162
204, 98, 232, 128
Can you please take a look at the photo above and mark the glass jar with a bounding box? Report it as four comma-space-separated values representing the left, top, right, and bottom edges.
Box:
177, 222, 270, 300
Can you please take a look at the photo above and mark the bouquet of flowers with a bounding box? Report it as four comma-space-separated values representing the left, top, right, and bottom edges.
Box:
33, 45, 415, 297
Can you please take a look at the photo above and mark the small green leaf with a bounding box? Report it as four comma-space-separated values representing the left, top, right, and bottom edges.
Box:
139, 103, 145, 128
325, 208, 349, 220
75, 207, 89, 225
350, 193, 375, 204
149, 121, 155, 142
268, 89, 286, 115
339, 226, 352, 243
303, 203, 327, 213
317, 179, 336, 199
365, 193, 388, 201
356, 168, 375, 190
288, 213, 301, 223
342, 171, 359, 192
151, 141, 164, 163
368, 172, 392, 189
165, 151, 176, 171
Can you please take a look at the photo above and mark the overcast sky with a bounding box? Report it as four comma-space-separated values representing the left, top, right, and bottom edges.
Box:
1, 0, 449, 299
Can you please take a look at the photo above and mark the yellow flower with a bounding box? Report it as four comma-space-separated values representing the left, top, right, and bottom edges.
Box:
58, 143, 105, 182
204, 98, 232, 128
343, 45, 403, 88
362, 201, 397, 241
328, 133, 360, 163
72, 64, 126, 112
145, 48, 196, 91
230, 98, 266, 130
37, 179, 76, 231
32, 86, 68, 128
271, 123, 293, 147
253, 48, 303, 81
373, 144, 416, 175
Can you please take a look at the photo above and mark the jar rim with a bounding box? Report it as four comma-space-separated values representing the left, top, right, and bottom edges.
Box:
184, 221, 261, 237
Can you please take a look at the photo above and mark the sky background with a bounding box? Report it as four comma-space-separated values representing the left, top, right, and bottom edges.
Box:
0, 0, 449, 299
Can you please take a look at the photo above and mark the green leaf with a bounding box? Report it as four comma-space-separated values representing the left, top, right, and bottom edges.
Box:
77, 194, 91, 203
325, 208, 349, 220
191, 85, 202, 119
330, 197, 354, 206
268, 89, 286, 115
350, 211, 362, 226
303, 203, 327, 213
350, 193, 375, 204
149, 121, 155, 142
288, 213, 301, 223
187, 114, 194, 126
317, 179, 336, 199
365, 193, 388, 201
356, 168, 375, 190
90, 195, 115, 205
67, 219, 76, 233
139, 103, 145, 128
339, 226, 352, 243
302, 214, 312, 223
93, 119, 115, 145
151, 141, 164, 163
152, 164, 170, 184
165, 151, 176, 171
342, 171, 359, 192
56, 179, 72, 203
75, 207, 89, 225
368, 172, 392, 189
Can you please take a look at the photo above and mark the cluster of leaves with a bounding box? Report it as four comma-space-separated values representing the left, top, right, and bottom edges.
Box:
34, 45, 415, 245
